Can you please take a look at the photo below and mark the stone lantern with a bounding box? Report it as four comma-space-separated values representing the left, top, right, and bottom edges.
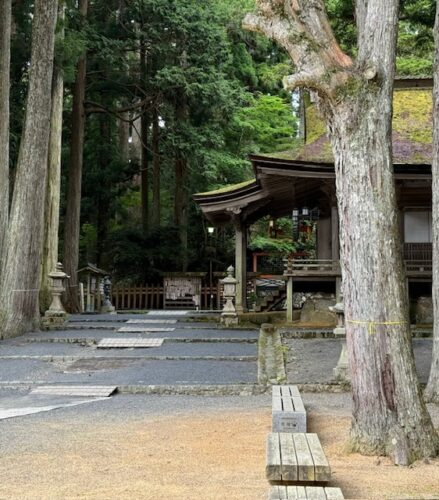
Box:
329, 300, 350, 383
220, 265, 239, 327
101, 275, 116, 314
42, 263, 69, 329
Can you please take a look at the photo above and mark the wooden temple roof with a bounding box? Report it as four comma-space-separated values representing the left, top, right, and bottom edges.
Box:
194, 79, 433, 226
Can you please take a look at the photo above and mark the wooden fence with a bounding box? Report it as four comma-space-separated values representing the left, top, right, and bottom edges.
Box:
111, 285, 222, 311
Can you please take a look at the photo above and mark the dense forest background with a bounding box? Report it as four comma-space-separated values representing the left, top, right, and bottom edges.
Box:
8, 0, 436, 284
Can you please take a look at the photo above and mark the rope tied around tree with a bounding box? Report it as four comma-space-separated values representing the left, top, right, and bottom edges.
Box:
346, 319, 408, 335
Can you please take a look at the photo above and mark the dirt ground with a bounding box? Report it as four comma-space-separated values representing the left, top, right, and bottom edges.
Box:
1, 405, 439, 500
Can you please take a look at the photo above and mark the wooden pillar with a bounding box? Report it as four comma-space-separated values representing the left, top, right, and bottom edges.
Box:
286, 276, 294, 323
234, 219, 247, 313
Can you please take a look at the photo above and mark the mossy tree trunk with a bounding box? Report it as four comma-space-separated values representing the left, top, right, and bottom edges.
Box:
0, 0, 11, 278
0, 0, 58, 338
64, 0, 88, 313
244, 0, 438, 464
40, 4, 65, 313
425, 4, 439, 404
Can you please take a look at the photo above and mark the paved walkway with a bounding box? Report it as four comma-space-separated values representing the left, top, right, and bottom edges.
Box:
0, 312, 435, 420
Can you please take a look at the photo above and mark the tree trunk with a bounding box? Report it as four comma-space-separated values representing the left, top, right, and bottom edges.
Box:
63, 0, 88, 313
0, 0, 11, 277
140, 38, 149, 234
151, 106, 161, 228
40, 4, 65, 313
244, 0, 439, 464
425, 5, 439, 403
96, 115, 111, 267
118, 111, 130, 163
0, 0, 58, 338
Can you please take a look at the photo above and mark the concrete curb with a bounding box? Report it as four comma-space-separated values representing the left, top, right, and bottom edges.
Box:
0, 382, 353, 395
0, 355, 258, 362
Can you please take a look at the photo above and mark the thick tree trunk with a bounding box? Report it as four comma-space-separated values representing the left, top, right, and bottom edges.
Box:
64, 0, 88, 313
0, 0, 58, 338
151, 107, 161, 228
244, 0, 439, 464
425, 5, 439, 403
40, 4, 65, 313
0, 0, 11, 276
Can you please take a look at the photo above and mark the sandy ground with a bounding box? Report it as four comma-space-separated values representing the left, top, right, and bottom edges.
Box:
1, 402, 439, 500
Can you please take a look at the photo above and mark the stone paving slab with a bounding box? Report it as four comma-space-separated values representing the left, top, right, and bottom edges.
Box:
117, 327, 175, 333
97, 338, 164, 348
0, 359, 257, 385
31, 385, 117, 397
0, 393, 111, 420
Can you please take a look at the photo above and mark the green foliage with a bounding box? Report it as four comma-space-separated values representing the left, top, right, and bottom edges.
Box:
229, 95, 297, 155
249, 235, 296, 255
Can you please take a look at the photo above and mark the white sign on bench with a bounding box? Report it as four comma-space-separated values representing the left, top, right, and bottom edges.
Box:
272, 385, 306, 433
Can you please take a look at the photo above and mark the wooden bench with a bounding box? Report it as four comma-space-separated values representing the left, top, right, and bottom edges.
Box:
266, 433, 331, 483
272, 385, 306, 433
269, 486, 344, 499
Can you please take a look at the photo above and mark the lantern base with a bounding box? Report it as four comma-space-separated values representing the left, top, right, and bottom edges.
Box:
41, 311, 69, 330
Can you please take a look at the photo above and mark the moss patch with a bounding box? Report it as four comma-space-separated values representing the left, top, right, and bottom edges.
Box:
195, 179, 256, 197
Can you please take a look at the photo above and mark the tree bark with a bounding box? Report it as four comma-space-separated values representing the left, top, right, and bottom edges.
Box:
40, 4, 65, 313
63, 0, 88, 313
0, 0, 11, 277
0, 0, 58, 338
244, 0, 438, 464
140, 37, 149, 235
151, 106, 161, 228
425, 4, 439, 403
174, 93, 189, 272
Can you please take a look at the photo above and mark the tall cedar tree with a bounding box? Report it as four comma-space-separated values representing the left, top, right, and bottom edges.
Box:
0, 0, 11, 277
243, 0, 438, 464
64, 0, 88, 313
0, 0, 58, 338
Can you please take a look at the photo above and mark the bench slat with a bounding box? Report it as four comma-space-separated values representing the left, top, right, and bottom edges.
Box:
292, 396, 305, 413
288, 385, 301, 397
267, 433, 282, 481
273, 386, 282, 397
324, 488, 345, 500
273, 396, 283, 411
269, 485, 288, 499
283, 396, 294, 411
296, 486, 307, 498
306, 486, 327, 500
269, 487, 345, 499
280, 433, 298, 481
293, 434, 315, 482
307, 434, 331, 482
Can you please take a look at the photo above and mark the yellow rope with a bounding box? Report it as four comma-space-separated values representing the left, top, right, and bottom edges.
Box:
346, 320, 407, 335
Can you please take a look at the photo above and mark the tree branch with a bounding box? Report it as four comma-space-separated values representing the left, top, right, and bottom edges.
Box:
243, 0, 353, 98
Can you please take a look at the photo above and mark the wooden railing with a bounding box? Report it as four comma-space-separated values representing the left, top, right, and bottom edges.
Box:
405, 260, 432, 275
283, 258, 433, 278
404, 243, 432, 261
284, 259, 341, 277
111, 285, 222, 311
